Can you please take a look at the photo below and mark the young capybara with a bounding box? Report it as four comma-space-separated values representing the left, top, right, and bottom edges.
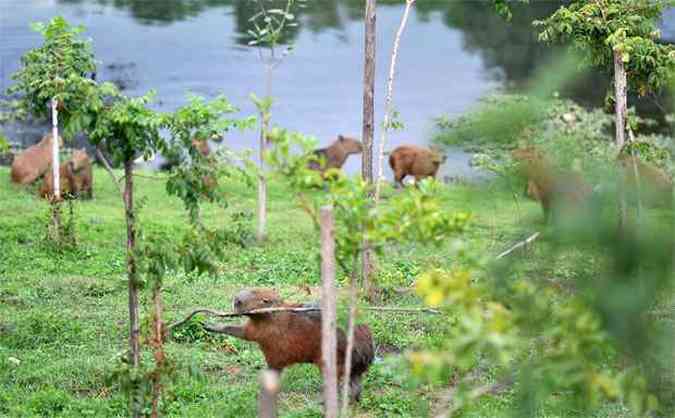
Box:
10, 133, 62, 185
618, 154, 673, 208
308, 135, 363, 175
204, 288, 375, 402
511, 146, 592, 223
388, 145, 447, 188
40, 149, 93, 200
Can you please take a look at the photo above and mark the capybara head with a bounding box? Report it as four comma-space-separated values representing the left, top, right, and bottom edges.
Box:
511, 146, 544, 165
429, 145, 447, 165
192, 139, 210, 157
233, 289, 283, 313
337, 135, 363, 155
68, 149, 90, 172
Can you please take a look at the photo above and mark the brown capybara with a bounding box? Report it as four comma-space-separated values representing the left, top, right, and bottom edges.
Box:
618, 155, 673, 208
192, 138, 211, 157
308, 135, 363, 175
40, 149, 93, 200
388, 145, 447, 188
204, 288, 375, 402
511, 146, 592, 223
10, 133, 62, 185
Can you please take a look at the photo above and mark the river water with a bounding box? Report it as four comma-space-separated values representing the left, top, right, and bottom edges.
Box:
0, 1, 671, 179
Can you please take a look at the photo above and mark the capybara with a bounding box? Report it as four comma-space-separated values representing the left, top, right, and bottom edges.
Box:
204, 288, 375, 402
511, 146, 592, 223
40, 149, 93, 200
618, 154, 673, 208
308, 135, 363, 175
10, 133, 62, 185
388, 145, 447, 188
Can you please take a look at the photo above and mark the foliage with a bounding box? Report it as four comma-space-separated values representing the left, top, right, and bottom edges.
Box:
534, 0, 675, 98
266, 126, 470, 278
161, 94, 256, 222
413, 196, 674, 416
89, 86, 163, 164
245, 0, 302, 48
7, 16, 99, 139
434, 93, 674, 192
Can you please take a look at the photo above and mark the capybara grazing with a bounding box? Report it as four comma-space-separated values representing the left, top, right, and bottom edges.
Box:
192, 138, 211, 157
618, 154, 673, 208
511, 146, 592, 223
40, 149, 93, 200
10, 133, 61, 185
308, 135, 363, 174
388, 145, 447, 188
204, 288, 375, 402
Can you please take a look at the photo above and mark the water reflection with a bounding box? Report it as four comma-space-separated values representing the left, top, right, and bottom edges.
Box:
3, 0, 672, 178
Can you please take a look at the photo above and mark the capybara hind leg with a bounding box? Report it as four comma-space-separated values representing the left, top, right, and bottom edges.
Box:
350, 377, 363, 402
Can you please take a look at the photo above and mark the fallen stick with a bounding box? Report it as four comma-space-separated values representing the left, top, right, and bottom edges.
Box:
496, 231, 541, 259
167, 305, 441, 333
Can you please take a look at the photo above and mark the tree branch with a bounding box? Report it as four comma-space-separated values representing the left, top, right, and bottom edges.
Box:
96, 145, 122, 195
496, 231, 541, 259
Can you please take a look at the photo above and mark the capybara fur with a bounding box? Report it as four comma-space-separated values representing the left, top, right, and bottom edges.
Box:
10, 133, 62, 185
511, 146, 592, 223
205, 288, 375, 402
308, 135, 363, 175
40, 149, 93, 200
618, 154, 673, 208
192, 138, 211, 157
388, 145, 447, 187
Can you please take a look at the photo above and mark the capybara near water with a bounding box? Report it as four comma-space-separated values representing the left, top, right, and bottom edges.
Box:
159, 138, 211, 171
10, 133, 62, 185
308, 135, 363, 175
388, 145, 447, 188
511, 146, 592, 223
618, 154, 673, 208
204, 288, 375, 402
40, 149, 93, 200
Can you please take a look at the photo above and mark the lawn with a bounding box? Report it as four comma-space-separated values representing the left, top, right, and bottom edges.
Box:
0, 166, 650, 417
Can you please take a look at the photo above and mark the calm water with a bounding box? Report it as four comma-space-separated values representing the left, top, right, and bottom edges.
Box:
0, 0, 671, 179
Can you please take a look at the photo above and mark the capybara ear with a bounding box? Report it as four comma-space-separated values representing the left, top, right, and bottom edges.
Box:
338, 135, 345, 142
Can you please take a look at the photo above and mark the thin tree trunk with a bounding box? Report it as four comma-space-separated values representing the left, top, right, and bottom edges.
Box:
259, 369, 280, 418
150, 278, 165, 418
614, 50, 628, 234
124, 159, 142, 418
51, 98, 61, 200
375, 0, 415, 203
340, 255, 360, 417
49, 98, 62, 240
257, 65, 273, 243
320, 206, 338, 418
361, 0, 377, 293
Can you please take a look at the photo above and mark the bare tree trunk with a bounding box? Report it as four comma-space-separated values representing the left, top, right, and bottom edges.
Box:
150, 279, 165, 418
361, 0, 377, 293
124, 159, 142, 418
340, 256, 359, 417
375, 0, 415, 203
257, 65, 273, 243
320, 206, 338, 418
614, 50, 628, 234
49, 98, 62, 240
51, 98, 61, 200
257, 119, 268, 243
259, 369, 280, 418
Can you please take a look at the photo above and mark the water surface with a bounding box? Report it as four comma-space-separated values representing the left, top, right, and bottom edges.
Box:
2, 1, 668, 179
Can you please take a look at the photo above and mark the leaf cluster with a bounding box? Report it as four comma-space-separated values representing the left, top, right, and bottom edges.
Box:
535, 0, 675, 96
7, 16, 99, 139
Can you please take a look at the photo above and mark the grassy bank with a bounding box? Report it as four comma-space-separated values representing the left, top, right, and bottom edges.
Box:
0, 167, 651, 417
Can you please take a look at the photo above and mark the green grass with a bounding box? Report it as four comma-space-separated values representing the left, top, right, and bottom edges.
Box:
0, 167, 650, 417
